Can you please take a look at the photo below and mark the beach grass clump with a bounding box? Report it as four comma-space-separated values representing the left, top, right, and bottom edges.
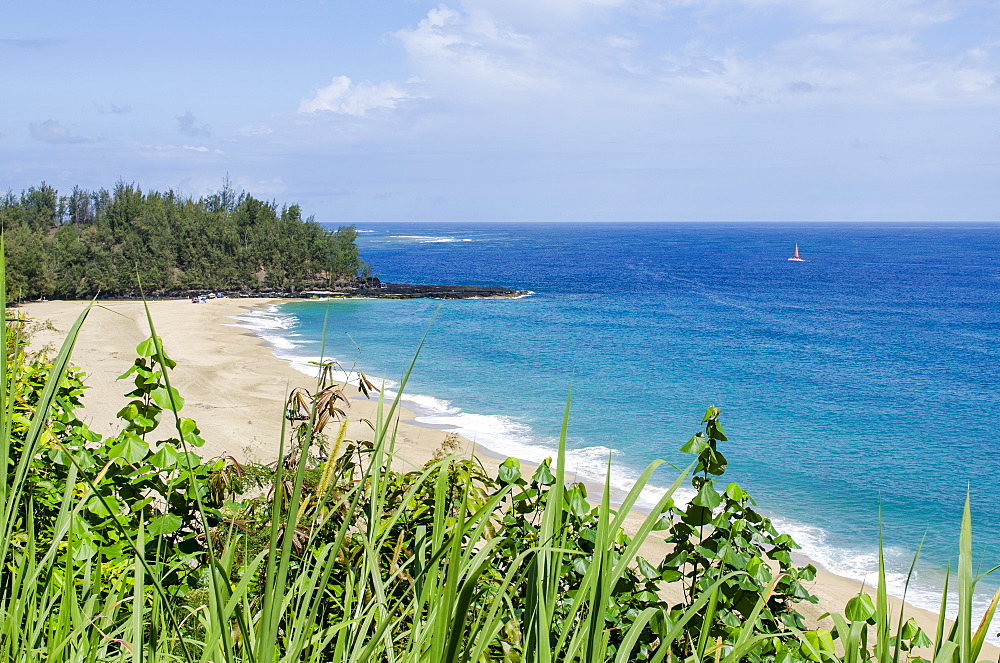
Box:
1, 278, 998, 660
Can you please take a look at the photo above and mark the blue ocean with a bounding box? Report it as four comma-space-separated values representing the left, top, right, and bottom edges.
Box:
234, 222, 1000, 627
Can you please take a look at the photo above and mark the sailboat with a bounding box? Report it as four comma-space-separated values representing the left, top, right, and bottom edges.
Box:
788, 244, 804, 262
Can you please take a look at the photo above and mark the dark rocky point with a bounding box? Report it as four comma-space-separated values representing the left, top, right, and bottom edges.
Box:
159, 277, 529, 301
301, 277, 530, 300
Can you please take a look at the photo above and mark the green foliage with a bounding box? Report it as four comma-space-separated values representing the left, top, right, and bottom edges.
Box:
3, 331, 234, 600
1, 180, 368, 301
660, 406, 819, 659
483, 456, 671, 661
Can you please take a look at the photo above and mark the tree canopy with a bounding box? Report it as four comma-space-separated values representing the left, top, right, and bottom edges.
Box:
1, 181, 366, 301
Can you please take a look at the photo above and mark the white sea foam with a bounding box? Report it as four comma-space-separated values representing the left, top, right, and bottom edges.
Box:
227, 307, 326, 378
389, 235, 474, 243
226, 306, 297, 332
260, 335, 300, 350
466, 291, 536, 300
227, 309, 305, 350
393, 392, 459, 415
398, 397, 691, 509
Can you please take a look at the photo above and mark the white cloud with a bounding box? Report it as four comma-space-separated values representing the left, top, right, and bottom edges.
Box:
237, 177, 286, 197
299, 76, 412, 115
606, 33, 640, 50
395, 5, 556, 100
763, 28, 1000, 105
387, 0, 1000, 114
139, 144, 222, 154
954, 69, 998, 93
738, 0, 954, 28
454, 0, 648, 33
29, 119, 89, 144
240, 124, 273, 136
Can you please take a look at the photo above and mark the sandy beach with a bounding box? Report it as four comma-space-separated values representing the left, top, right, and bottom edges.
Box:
17, 297, 991, 653
17, 298, 459, 469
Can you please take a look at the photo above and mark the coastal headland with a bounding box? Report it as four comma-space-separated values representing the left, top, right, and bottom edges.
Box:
108, 281, 530, 302
17, 297, 993, 656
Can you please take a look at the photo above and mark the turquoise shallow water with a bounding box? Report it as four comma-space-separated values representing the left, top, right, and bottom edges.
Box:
232, 222, 1000, 628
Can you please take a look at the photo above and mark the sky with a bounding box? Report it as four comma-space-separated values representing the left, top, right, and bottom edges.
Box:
3, 0, 1000, 222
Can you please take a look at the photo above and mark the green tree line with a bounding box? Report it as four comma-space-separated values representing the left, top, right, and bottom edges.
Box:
1, 181, 366, 301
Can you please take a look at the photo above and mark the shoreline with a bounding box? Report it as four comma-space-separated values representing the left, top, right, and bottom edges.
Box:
17, 297, 996, 654
17, 280, 530, 304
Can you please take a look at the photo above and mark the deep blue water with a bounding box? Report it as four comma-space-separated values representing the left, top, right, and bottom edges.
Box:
237, 222, 1000, 621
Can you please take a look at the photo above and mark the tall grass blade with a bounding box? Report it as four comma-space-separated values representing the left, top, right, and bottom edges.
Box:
958, 490, 973, 663
971, 586, 1000, 660
936, 563, 951, 659
892, 534, 926, 663
524, 386, 572, 663
876, 508, 891, 663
